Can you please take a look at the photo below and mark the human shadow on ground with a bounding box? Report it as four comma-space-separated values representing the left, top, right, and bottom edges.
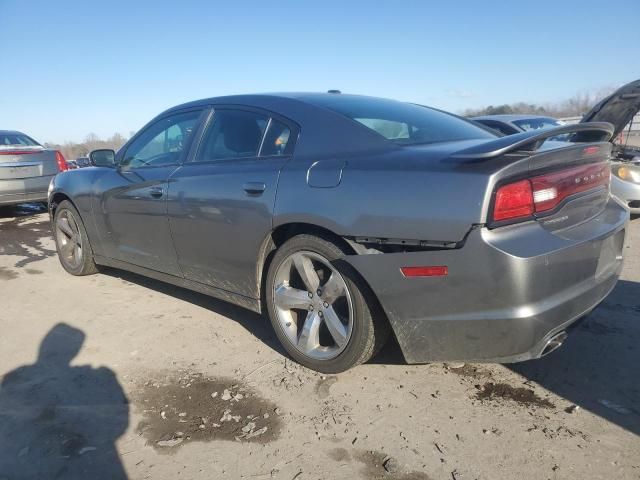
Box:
0, 323, 130, 479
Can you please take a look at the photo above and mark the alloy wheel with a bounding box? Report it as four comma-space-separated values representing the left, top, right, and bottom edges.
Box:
272, 251, 354, 360
55, 209, 83, 270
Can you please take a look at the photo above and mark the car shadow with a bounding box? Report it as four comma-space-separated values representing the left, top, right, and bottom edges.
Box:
509, 279, 640, 436
0, 202, 48, 219
0, 203, 56, 269
0, 323, 130, 479
101, 268, 287, 357
102, 267, 409, 366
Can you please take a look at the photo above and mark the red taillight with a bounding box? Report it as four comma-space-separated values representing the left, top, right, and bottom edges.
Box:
493, 179, 534, 222
400, 266, 448, 277
55, 151, 68, 172
492, 162, 609, 223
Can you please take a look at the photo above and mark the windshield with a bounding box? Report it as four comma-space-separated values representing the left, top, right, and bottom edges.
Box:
0, 133, 40, 147
308, 96, 496, 145
512, 117, 562, 131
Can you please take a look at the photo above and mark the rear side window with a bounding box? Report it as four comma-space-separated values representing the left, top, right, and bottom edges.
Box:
308, 96, 495, 145
260, 119, 292, 156
195, 110, 268, 162
0, 133, 40, 146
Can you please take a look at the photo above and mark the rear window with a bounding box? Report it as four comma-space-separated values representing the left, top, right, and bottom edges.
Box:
0, 133, 40, 147
309, 96, 495, 145
512, 117, 562, 131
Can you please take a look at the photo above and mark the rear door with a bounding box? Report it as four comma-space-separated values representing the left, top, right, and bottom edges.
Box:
92, 109, 205, 275
167, 107, 296, 298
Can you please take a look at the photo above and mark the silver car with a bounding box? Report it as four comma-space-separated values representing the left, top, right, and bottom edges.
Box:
48, 93, 628, 373
581, 80, 640, 214
0, 130, 69, 206
472, 79, 640, 214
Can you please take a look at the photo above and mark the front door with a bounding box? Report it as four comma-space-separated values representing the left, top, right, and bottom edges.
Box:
167, 108, 296, 297
93, 109, 204, 275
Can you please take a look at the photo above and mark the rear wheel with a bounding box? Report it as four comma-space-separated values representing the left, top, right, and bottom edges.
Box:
265, 234, 388, 373
53, 200, 98, 276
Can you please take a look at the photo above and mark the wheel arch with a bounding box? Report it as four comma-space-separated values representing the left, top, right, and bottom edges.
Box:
256, 222, 356, 312
49, 191, 75, 215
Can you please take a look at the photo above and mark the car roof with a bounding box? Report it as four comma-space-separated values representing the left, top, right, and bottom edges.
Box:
164, 92, 394, 116
471, 114, 557, 122
0, 129, 27, 135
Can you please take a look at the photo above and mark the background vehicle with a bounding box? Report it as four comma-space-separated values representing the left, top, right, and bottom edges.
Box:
580, 80, 640, 214
48, 93, 627, 373
470, 115, 564, 136
0, 130, 69, 206
472, 80, 640, 214
66, 157, 91, 170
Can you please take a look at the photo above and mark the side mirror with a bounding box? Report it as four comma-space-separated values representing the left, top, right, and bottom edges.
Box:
89, 149, 116, 167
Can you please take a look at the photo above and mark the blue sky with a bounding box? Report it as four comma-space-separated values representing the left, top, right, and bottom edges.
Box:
1, 0, 638, 143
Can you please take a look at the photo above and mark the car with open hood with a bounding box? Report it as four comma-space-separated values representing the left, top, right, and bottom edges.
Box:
48, 93, 627, 373
580, 79, 640, 214
471, 79, 640, 214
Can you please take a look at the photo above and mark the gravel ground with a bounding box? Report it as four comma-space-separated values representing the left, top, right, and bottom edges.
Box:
0, 203, 638, 480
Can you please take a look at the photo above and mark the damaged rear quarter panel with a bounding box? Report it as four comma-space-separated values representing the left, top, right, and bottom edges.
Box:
273, 151, 492, 243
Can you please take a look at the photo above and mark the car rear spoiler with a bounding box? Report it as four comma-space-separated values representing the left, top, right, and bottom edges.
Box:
452, 122, 615, 161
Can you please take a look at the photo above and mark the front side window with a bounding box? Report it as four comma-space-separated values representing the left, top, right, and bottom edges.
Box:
122, 110, 201, 168
195, 110, 268, 162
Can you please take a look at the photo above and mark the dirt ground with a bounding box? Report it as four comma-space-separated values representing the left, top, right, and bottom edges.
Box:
0, 203, 639, 480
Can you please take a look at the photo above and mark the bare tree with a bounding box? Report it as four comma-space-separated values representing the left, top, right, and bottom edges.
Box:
463, 86, 616, 118
45, 133, 129, 160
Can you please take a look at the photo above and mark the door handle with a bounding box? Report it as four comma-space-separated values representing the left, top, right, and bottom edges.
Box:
243, 182, 266, 195
149, 187, 164, 198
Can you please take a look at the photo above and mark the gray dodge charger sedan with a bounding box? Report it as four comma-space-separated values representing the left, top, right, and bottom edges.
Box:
48, 93, 628, 372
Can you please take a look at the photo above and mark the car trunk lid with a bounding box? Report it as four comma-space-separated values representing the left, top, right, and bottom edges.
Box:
450, 122, 616, 232
0, 146, 60, 180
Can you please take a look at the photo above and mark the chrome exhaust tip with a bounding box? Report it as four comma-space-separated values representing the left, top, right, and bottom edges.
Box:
540, 331, 568, 357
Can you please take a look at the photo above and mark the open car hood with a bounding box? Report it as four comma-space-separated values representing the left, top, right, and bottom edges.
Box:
581, 79, 640, 139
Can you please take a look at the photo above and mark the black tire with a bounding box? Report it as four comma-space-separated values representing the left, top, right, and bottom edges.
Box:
53, 200, 99, 276
265, 234, 389, 373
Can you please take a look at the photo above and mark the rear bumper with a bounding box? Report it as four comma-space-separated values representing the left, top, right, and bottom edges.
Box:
611, 174, 640, 213
345, 198, 628, 364
0, 190, 48, 205
0, 175, 53, 205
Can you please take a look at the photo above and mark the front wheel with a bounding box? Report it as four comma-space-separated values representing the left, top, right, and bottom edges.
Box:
53, 200, 98, 276
265, 234, 388, 373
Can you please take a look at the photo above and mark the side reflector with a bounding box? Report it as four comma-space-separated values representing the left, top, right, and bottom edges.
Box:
400, 266, 448, 277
